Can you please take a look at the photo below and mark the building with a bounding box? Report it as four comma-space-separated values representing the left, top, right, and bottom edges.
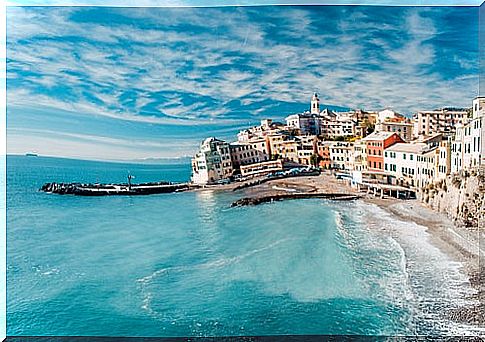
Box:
285, 112, 322, 135
286, 94, 357, 138
448, 97, 485, 171
310, 92, 320, 114
352, 140, 367, 172
229, 142, 268, 170
375, 119, 414, 142
437, 138, 452, 181
317, 140, 331, 169
279, 139, 299, 163
362, 131, 404, 172
191, 137, 233, 184
384, 142, 427, 187
237, 119, 286, 142
451, 123, 464, 173
470, 96, 485, 167
266, 133, 288, 158
462, 120, 473, 169
329, 141, 353, 170
416, 148, 438, 188
240, 160, 284, 177
377, 109, 404, 123
413, 108, 469, 137
296, 135, 318, 165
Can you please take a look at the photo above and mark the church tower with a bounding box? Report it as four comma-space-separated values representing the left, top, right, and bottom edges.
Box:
310, 93, 320, 114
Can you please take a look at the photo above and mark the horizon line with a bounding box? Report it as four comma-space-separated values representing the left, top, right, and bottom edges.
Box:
5, 153, 193, 165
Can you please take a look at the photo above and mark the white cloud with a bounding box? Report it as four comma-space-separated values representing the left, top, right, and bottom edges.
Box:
5, 5, 479, 159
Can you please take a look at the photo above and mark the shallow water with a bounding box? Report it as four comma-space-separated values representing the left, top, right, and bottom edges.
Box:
6, 155, 480, 336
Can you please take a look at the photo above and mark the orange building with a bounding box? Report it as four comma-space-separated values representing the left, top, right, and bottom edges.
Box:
317, 141, 331, 169
362, 132, 404, 172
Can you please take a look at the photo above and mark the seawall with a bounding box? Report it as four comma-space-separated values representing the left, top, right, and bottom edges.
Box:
420, 167, 484, 228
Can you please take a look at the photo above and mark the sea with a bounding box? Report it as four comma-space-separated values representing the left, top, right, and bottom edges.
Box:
6, 155, 482, 337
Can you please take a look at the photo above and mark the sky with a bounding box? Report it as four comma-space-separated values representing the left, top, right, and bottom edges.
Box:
6, 5, 480, 161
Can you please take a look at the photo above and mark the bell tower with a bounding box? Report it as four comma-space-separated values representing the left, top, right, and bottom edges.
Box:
311, 93, 320, 114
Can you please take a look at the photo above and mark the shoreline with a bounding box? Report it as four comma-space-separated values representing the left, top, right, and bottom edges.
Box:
222, 173, 484, 328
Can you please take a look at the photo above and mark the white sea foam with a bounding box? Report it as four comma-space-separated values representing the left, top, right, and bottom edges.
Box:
137, 199, 484, 335
333, 201, 484, 336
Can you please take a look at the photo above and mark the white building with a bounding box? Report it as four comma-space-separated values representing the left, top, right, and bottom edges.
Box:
352, 140, 367, 172
375, 120, 414, 142
413, 108, 469, 137
310, 92, 320, 114
377, 109, 403, 123
384, 143, 426, 187
237, 119, 286, 142
191, 137, 233, 184
451, 123, 464, 173
437, 138, 452, 181
470, 96, 485, 167
449, 97, 484, 171
416, 148, 438, 188
329, 141, 353, 171
286, 94, 357, 138
384, 140, 443, 189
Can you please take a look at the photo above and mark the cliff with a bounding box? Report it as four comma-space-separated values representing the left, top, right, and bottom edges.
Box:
420, 167, 484, 228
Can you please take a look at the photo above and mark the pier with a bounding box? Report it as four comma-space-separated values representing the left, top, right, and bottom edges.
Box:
41, 181, 195, 196
231, 192, 360, 207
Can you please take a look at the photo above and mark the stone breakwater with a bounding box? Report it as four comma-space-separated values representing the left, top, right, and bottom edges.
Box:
41, 181, 194, 196
231, 193, 360, 207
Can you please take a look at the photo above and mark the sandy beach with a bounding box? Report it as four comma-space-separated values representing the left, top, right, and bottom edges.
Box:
220, 172, 484, 327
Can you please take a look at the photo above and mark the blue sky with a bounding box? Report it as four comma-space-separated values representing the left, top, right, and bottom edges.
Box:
6, 5, 479, 161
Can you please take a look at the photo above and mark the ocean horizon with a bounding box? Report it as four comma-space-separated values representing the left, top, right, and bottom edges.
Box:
6, 155, 481, 336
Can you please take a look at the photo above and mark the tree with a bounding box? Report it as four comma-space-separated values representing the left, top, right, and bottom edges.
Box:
362, 119, 375, 136
310, 153, 321, 167
271, 153, 280, 161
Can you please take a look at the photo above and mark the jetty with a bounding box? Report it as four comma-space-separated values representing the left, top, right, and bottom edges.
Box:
40, 181, 195, 196
231, 192, 360, 207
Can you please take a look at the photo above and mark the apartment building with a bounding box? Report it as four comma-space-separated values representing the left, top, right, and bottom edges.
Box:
375, 120, 414, 142
191, 137, 233, 184
329, 142, 353, 170
229, 142, 268, 169
317, 140, 332, 169
362, 131, 404, 172
413, 108, 468, 137
384, 142, 427, 187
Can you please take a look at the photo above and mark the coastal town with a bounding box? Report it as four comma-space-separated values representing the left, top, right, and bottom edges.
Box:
191, 93, 484, 207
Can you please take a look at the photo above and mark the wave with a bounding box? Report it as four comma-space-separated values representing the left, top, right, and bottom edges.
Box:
331, 201, 483, 336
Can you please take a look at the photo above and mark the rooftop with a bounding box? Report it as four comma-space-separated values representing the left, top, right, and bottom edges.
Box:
361, 131, 398, 141
385, 142, 427, 153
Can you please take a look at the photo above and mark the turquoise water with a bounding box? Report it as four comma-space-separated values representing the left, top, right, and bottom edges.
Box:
6, 155, 479, 336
